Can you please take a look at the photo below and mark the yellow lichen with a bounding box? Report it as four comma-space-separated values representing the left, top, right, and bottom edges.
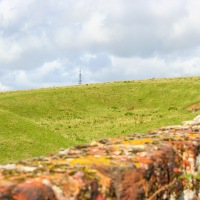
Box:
173, 135, 181, 140
69, 156, 110, 166
123, 138, 153, 145
134, 162, 141, 168
113, 145, 120, 150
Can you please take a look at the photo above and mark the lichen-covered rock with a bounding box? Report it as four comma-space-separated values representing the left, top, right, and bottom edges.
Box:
1, 116, 200, 199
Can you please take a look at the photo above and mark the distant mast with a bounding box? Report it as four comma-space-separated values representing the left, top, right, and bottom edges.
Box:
78, 68, 82, 85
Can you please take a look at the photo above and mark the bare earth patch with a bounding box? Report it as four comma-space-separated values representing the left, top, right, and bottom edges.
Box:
187, 102, 200, 112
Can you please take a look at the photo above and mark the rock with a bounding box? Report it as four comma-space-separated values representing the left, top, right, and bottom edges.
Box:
0, 116, 200, 199
12, 181, 56, 200
194, 115, 200, 121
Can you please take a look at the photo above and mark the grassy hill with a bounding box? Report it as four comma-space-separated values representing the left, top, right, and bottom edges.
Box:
0, 76, 200, 164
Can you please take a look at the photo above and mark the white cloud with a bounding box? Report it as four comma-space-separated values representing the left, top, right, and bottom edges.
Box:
0, 0, 200, 91
80, 13, 109, 44
0, 0, 34, 27
36, 60, 64, 76
0, 38, 22, 64
0, 83, 11, 91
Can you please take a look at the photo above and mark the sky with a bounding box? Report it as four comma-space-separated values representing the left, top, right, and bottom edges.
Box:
0, 0, 200, 91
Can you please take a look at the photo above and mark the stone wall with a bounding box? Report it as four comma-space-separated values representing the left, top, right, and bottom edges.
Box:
1, 116, 200, 200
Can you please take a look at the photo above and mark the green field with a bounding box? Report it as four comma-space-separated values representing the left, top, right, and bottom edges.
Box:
0, 76, 200, 164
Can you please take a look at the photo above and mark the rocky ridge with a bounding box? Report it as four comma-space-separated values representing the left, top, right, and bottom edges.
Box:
1, 116, 200, 199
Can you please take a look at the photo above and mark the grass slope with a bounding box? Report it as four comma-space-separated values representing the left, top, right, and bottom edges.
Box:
0, 76, 200, 164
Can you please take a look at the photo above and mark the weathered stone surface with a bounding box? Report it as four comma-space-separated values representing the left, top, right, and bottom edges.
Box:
1, 117, 200, 199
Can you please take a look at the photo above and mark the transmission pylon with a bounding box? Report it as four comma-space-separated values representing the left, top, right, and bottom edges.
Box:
78, 68, 82, 85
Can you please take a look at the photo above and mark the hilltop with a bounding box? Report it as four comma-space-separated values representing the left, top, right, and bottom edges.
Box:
0, 76, 200, 164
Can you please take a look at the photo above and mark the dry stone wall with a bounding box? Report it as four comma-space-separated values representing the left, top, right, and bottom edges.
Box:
1, 116, 200, 199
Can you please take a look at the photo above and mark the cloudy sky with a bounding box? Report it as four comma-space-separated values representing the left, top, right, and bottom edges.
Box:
0, 0, 200, 91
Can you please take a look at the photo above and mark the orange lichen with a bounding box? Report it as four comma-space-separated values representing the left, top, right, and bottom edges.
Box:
94, 170, 111, 195
188, 134, 198, 139
1, 116, 200, 200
